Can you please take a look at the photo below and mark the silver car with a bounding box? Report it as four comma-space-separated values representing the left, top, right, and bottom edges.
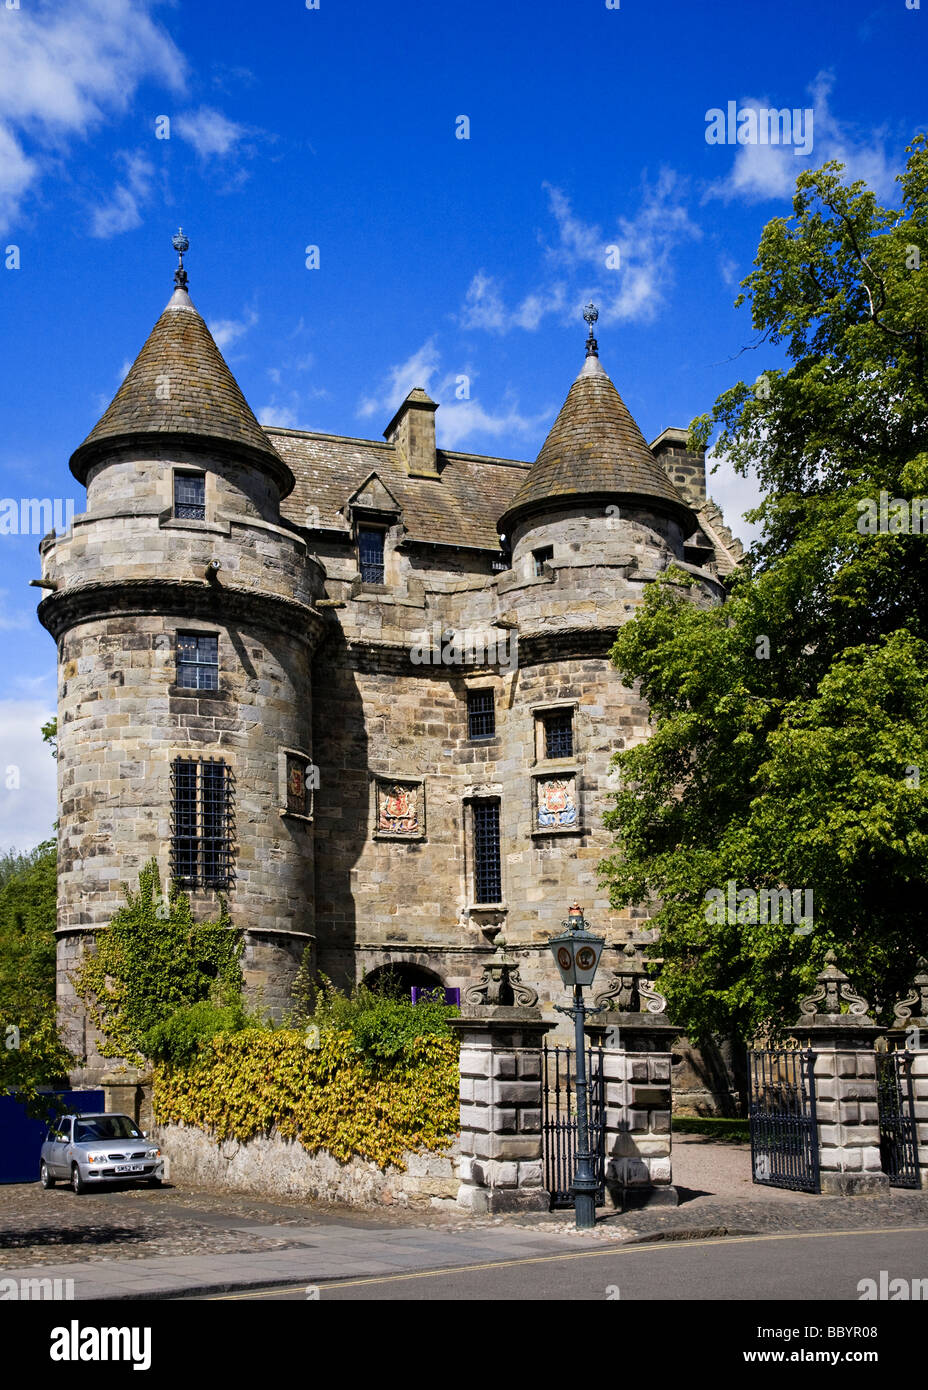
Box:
40, 1113, 164, 1193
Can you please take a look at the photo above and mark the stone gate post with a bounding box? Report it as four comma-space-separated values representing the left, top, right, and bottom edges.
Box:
586, 944, 680, 1209
790, 952, 888, 1195
101, 1067, 153, 1131
450, 1006, 555, 1213
888, 957, 928, 1190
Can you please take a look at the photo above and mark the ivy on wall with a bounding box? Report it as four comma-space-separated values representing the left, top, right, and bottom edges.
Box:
73, 860, 244, 1064
153, 1029, 460, 1170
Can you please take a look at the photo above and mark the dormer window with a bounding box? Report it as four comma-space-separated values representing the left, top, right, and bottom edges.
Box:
174, 471, 205, 520
358, 527, 385, 584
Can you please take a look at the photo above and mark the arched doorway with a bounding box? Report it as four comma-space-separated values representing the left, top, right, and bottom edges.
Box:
363, 962, 444, 998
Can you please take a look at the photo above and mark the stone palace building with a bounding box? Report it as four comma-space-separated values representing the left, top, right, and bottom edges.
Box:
37, 243, 742, 1087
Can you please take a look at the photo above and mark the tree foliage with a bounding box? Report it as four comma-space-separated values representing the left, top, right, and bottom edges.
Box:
600, 140, 928, 1043
0, 839, 73, 1108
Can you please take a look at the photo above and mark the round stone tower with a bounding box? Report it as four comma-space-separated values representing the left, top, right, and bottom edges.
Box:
494, 309, 725, 1003
38, 240, 325, 1079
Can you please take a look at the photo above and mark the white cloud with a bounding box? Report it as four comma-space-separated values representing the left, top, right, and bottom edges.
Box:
257, 401, 300, 429
208, 307, 258, 353
175, 106, 247, 160
703, 73, 900, 206
461, 271, 507, 332
89, 150, 153, 238
357, 338, 441, 420
356, 341, 548, 450
719, 253, 741, 290
0, 698, 57, 854
0, 0, 186, 235
0, 126, 37, 230
436, 398, 551, 450
706, 452, 764, 550
459, 173, 700, 335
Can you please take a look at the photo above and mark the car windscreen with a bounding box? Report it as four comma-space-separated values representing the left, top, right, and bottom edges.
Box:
74, 1116, 142, 1142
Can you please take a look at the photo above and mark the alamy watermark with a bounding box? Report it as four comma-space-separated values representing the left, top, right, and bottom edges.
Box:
704, 880, 814, 934
858, 1271, 928, 1300
410, 622, 518, 671
0, 498, 74, 537
705, 102, 813, 156
0, 1277, 74, 1300
856, 491, 928, 535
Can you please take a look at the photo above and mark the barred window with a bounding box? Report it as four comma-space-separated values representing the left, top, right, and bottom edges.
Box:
171, 758, 234, 888
176, 633, 219, 690
473, 800, 501, 904
467, 689, 495, 740
358, 527, 385, 583
174, 472, 205, 520
544, 711, 573, 759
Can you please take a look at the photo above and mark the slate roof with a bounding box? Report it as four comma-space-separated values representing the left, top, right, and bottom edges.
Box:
70, 287, 293, 492
271, 429, 528, 551
498, 354, 690, 530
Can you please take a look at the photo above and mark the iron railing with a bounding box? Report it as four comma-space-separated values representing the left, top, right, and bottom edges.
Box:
542, 1043, 606, 1209
748, 1047, 820, 1193
877, 1049, 920, 1189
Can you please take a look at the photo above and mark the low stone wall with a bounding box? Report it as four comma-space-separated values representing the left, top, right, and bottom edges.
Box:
153, 1123, 460, 1209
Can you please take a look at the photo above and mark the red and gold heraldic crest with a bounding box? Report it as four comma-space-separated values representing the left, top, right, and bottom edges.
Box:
377, 781, 419, 834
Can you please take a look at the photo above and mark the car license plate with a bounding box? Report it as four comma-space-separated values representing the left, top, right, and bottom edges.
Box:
114, 1164, 145, 1173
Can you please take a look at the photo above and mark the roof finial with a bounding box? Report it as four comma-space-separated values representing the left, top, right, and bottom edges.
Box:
583, 301, 599, 358
172, 227, 189, 291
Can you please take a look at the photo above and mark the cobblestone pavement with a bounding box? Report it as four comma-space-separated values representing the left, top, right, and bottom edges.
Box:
2, 1135, 927, 1270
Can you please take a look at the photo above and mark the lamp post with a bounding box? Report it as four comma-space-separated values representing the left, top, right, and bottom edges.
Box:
548, 902, 605, 1230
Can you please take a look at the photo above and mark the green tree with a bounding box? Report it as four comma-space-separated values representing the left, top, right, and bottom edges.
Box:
599, 139, 928, 1044
0, 839, 73, 1107
73, 859, 245, 1064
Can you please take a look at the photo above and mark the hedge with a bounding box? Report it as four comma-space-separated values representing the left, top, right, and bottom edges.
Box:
153, 1028, 460, 1170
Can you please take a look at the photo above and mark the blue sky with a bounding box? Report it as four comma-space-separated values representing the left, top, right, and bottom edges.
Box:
0, 0, 925, 851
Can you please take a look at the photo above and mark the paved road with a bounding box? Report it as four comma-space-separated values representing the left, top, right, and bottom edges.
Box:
203, 1227, 928, 1302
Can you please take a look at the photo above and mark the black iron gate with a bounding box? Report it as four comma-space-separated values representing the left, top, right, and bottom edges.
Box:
542, 1043, 606, 1209
748, 1047, 820, 1193
877, 1048, 920, 1188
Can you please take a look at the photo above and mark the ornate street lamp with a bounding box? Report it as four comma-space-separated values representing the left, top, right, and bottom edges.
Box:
548, 902, 606, 1229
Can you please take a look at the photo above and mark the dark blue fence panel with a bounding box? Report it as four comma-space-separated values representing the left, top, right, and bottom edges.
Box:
0, 1091, 105, 1184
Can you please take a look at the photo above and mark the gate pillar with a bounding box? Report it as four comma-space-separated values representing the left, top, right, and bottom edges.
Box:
910, 1046, 928, 1191
790, 952, 888, 1196
887, 958, 928, 1190
450, 1007, 556, 1214
586, 944, 681, 1209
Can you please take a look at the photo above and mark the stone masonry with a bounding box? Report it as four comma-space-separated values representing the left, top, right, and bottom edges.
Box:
791, 953, 888, 1196
451, 1010, 553, 1213
37, 255, 744, 1089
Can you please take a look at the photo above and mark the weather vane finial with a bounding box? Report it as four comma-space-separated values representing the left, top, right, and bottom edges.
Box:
583, 301, 599, 358
172, 227, 189, 290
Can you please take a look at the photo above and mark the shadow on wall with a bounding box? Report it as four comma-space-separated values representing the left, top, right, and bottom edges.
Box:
672, 1036, 748, 1117
312, 623, 368, 992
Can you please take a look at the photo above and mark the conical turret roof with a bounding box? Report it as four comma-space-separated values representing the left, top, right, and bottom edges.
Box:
498, 353, 689, 531
70, 285, 293, 496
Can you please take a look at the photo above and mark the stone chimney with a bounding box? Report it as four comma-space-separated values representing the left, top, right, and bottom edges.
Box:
384, 387, 439, 479
650, 428, 706, 509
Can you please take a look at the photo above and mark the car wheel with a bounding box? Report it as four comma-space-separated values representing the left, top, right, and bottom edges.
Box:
40, 1161, 55, 1189
70, 1163, 86, 1195
147, 1177, 162, 1188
